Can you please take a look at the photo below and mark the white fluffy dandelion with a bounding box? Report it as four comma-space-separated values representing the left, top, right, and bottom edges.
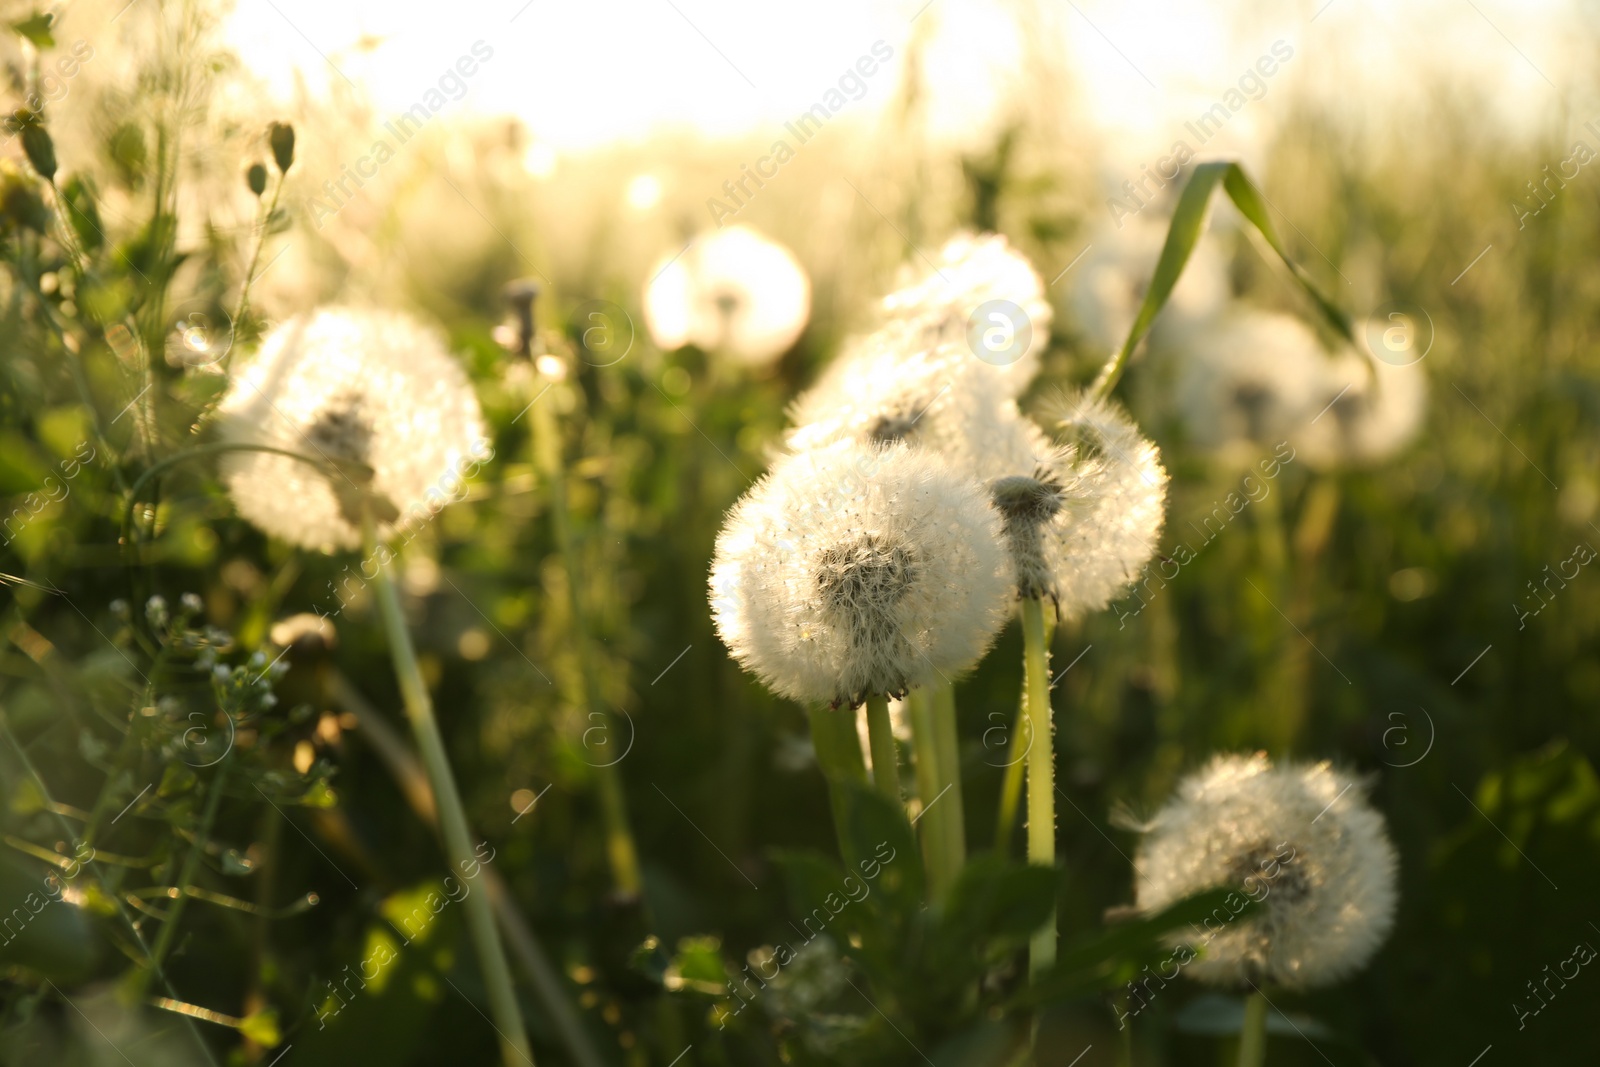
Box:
1133, 753, 1399, 990
987, 391, 1167, 615
218, 308, 488, 553
877, 232, 1053, 396
709, 441, 1010, 707
642, 224, 810, 366
1068, 215, 1230, 356
785, 234, 1052, 477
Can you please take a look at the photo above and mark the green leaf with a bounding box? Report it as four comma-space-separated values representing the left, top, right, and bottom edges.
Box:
61, 174, 104, 252
664, 935, 729, 994
937, 855, 1058, 945
10, 13, 54, 48
836, 780, 922, 911
1016, 888, 1258, 1006
1094, 160, 1354, 398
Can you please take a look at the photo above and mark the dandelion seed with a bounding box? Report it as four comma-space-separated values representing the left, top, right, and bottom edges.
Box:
218, 308, 487, 552
709, 441, 1010, 707
643, 225, 810, 366
1133, 753, 1399, 990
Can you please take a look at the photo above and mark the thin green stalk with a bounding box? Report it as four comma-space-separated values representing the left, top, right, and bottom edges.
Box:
231, 171, 285, 357
368, 535, 533, 1067
808, 706, 868, 860
1020, 597, 1056, 978
864, 693, 901, 803
906, 689, 948, 894
150, 750, 231, 968
930, 681, 966, 876
1237, 990, 1269, 1067
530, 380, 643, 898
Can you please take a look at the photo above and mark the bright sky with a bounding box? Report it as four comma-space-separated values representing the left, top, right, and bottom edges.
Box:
225, 0, 1587, 159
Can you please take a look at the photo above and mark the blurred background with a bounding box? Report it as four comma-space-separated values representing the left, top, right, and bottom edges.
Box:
1, 0, 1597, 1063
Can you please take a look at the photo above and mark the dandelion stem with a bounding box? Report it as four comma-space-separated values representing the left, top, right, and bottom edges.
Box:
907, 689, 949, 893
368, 532, 534, 1067
808, 706, 868, 859
1020, 597, 1056, 977
864, 693, 901, 803
1237, 990, 1269, 1067
930, 681, 966, 875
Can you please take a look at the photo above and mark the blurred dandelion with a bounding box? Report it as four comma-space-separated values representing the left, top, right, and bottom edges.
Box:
217, 307, 486, 552
643, 224, 810, 365
1133, 752, 1399, 990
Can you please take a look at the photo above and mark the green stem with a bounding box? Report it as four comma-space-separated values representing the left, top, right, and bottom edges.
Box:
1020, 597, 1056, 978
231, 171, 284, 351
150, 750, 231, 968
808, 705, 868, 860
368, 535, 533, 1067
1237, 990, 1269, 1067
929, 681, 966, 876
906, 689, 948, 894
864, 693, 901, 803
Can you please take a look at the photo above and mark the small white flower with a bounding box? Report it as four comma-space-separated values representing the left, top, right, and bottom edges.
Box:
1133, 753, 1399, 990
643, 225, 810, 366
1067, 216, 1230, 356
710, 441, 1010, 707
218, 308, 487, 552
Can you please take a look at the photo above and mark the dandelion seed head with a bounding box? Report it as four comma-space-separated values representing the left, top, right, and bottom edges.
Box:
642, 225, 810, 366
1037, 391, 1168, 616
218, 308, 486, 553
1134, 753, 1399, 990
710, 441, 1010, 707
879, 232, 1052, 396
